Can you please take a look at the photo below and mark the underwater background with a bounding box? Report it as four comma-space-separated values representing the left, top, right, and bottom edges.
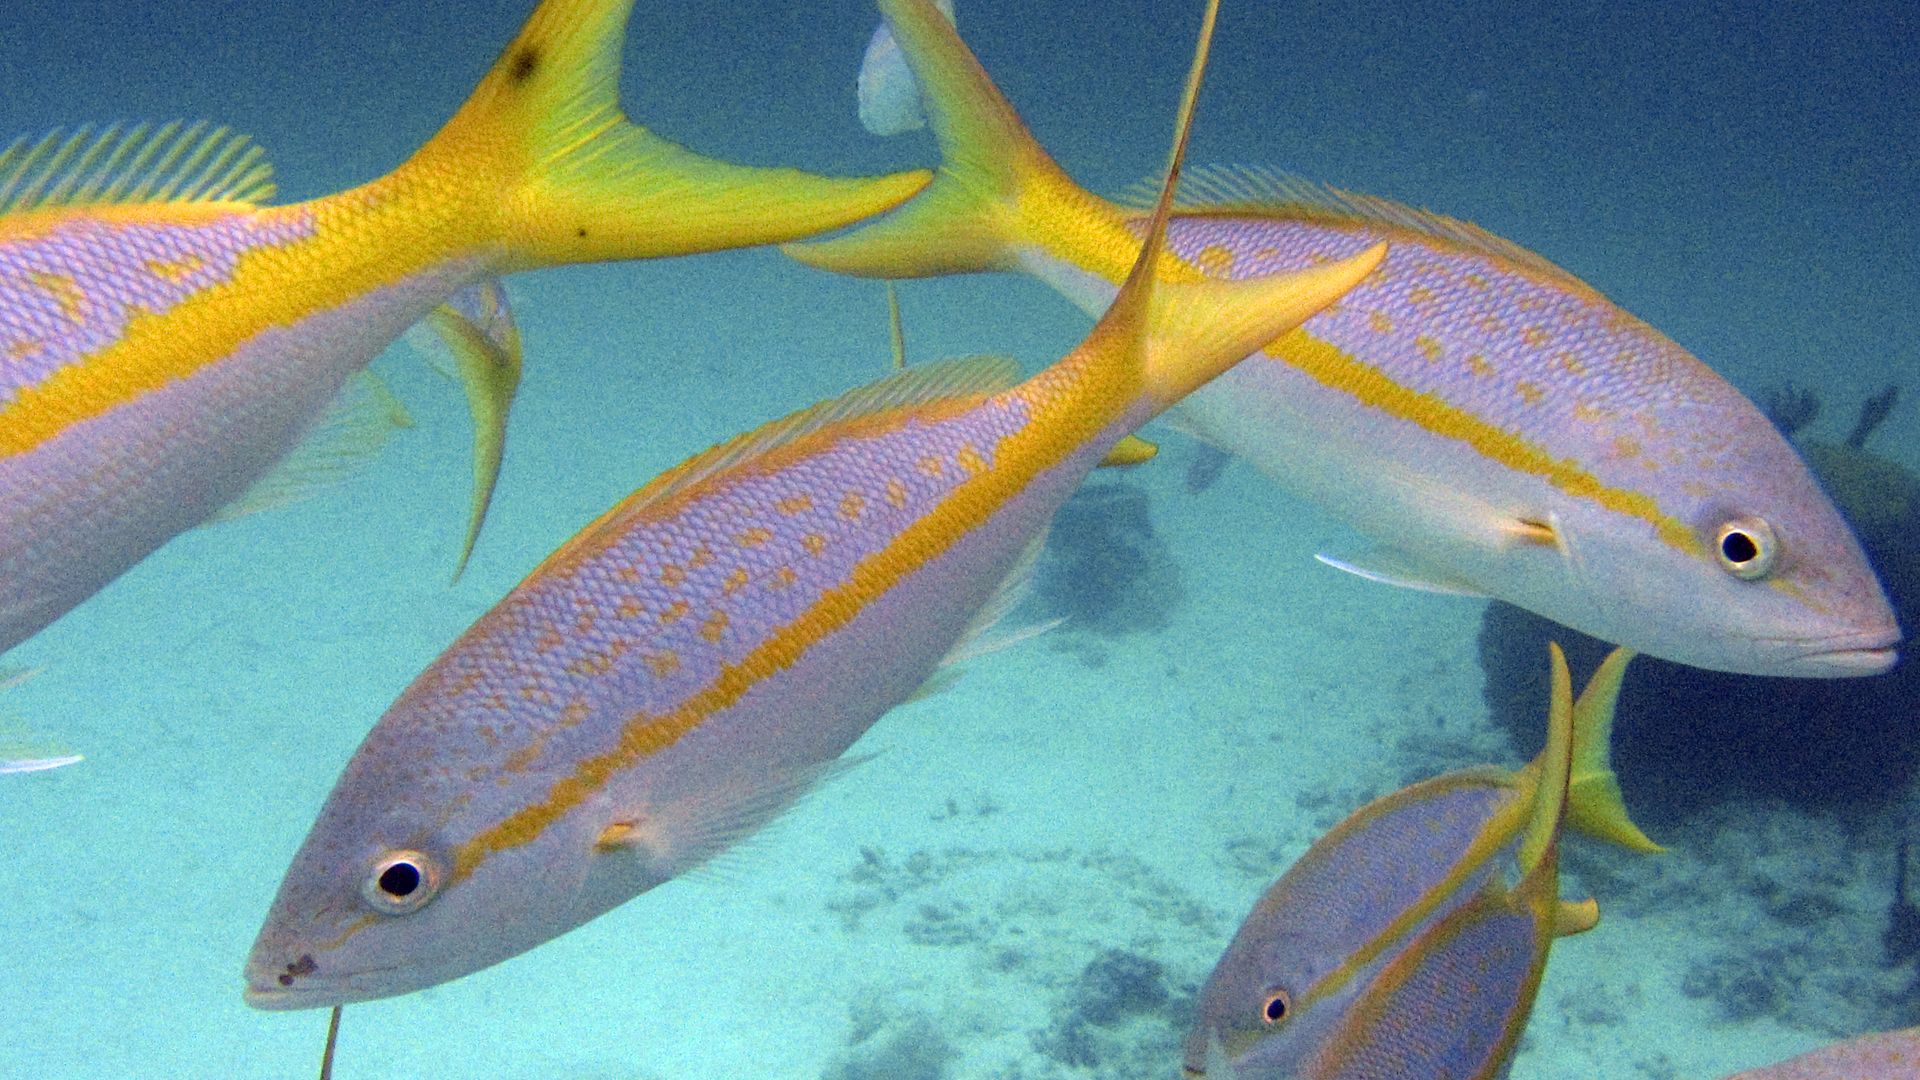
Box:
3, 0, 1918, 1077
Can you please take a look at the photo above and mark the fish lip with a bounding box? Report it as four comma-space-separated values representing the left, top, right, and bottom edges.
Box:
243, 962, 401, 1011
1789, 643, 1899, 676
1779, 627, 1902, 676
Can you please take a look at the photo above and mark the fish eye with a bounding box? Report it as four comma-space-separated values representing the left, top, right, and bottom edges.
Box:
362, 850, 441, 916
1713, 517, 1778, 580
1260, 988, 1291, 1024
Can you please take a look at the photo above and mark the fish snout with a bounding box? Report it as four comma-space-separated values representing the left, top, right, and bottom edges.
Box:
1784, 627, 1902, 677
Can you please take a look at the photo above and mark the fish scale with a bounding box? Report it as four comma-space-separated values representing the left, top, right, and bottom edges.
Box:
0, 212, 315, 400
1163, 215, 1759, 511
786, 0, 1899, 676
0, 0, 931, 659
320, 385, 1039, 890
246, 0, 1392, 1006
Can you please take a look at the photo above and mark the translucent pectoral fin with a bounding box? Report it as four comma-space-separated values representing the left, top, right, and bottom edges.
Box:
209, 370, 412, 524
593, 755, 871, 876
1315, 548, 1489, 597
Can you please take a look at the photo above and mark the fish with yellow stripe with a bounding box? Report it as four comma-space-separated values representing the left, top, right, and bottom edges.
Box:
0, 0, 931, 657
787, 0, 1899, 678
1186, 645, 1652, 1078
243, 0, 1384, 1011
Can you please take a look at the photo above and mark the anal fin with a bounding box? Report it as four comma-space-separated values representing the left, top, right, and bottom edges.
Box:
423, 279, 523, 582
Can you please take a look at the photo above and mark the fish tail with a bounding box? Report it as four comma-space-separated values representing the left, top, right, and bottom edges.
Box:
783, 0, 1123, 279
408, 0, 930, 270
1566, 647, 1665, 854
1081, 0, 1383, 422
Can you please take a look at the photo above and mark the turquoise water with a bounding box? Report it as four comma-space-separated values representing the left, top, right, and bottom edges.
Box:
3, 1, 1918, 1077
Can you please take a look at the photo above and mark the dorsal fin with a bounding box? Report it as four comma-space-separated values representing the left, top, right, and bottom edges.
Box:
531, 355, 1022, 577
1114, 163, 1587, 292
0, 122, 275, 215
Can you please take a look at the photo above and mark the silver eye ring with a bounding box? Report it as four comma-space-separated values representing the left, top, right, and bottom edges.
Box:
362, 850, 441, 916
1714, 517, 1778, 580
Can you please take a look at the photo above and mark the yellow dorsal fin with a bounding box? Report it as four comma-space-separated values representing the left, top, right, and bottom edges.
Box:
1568, 647, 1665, 854
1113, 164, 1587, 292
0, 122, 274, 214
530, 355, 1022, 577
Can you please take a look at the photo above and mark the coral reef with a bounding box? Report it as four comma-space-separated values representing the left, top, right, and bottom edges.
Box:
1031, 482, 1185, 667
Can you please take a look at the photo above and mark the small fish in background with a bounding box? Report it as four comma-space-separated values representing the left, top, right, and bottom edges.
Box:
245, 0, 1385, 1018
0, 0, 931, 658
1720, 1027, 1920, 1079
1184, 645, 1659, 1079
785, 0, 1900, 678
858, 0, 957, 136
0, 668, 79, 775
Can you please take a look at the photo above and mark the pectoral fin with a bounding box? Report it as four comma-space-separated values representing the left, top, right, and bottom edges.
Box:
1315, 548, 1488, 597
211, 370, 412, 524
594, 755, 870, 873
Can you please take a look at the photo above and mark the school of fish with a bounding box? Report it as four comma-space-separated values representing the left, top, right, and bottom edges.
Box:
0, 0, 1906, 1076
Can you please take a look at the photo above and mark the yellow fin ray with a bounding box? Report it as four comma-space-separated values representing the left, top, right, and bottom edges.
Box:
0, 122, 274, 214
1100, 435, 1157, 467
424, 280, 523, 582
1113, 164, 1587, 291
784, 0, 1117, 279
418, 0, 928, 269
1567, 647, 1664, 853
210, 371, 413, 524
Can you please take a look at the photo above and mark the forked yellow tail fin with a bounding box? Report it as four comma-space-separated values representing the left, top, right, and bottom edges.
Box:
1567, 647, 1664, 854
1077, 0, 1385, 422
784, 0, 1128, 279
413, 0, 929, 269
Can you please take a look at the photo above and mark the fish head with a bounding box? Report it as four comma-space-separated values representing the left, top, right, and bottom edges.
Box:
1514, 396, 1900, 677
244, 696, 636, 1009
1184, 774, 1523, 1077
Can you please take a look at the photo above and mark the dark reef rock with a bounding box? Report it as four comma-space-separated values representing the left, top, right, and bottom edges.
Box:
822, 1010, 955, 1080
1033, 481, 1185, 643
1035, 948, 1188, 1072
1479, 387, 1920, 823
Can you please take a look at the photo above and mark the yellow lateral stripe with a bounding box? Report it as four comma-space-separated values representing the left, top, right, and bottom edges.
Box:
1272, 328, 1702, 556
1299, 782, 1532, 1011
450, 379, 1103, 882
0, 173, 483, 457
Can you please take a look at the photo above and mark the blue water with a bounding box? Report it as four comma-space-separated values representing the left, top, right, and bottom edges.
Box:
3, 1, 1917, 1077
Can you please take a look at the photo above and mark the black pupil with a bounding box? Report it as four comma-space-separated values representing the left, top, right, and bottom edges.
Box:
1721, 531, 1759, 565
1264, 995, 1287, 1021
378, 861, 422, 897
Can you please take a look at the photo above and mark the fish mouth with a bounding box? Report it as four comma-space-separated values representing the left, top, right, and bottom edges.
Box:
243, 960, 403, 1011
1779, 628, 1902, 677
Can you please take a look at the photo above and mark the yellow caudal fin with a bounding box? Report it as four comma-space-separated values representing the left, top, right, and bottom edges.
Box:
1567, 647, 1665, 854
1518, 643, 1576, 881
411, 0, 929, 269
784, 0, 1134, 280
1074, 0, 1384, 423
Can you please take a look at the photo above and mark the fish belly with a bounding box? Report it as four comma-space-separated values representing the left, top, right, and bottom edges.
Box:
0, 255, 477, 653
